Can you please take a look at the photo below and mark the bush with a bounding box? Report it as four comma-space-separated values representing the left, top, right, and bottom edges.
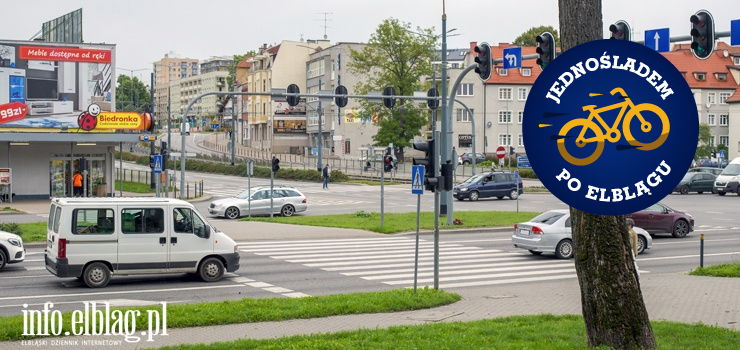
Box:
517, 168, 538, 179
0, 223, 20, 235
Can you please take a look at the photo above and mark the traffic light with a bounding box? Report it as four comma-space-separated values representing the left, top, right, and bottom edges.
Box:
161, 141, 168, 156
382, 86, 396, 109
474, 42, 492, 81
509, 146, 515, 155
427, 87, 439, 110
609, 20, 631, 41
440, 162, 453, 192
690, 10, 715, 60
711, 150, 717, 158
286, 84, 300, 107
149, 154, 155, 169
335, 85, 348, 108
536, 32, 556, 70
413, 139, 438, 191
271, 157, 280, 172
384, 155, 394, 172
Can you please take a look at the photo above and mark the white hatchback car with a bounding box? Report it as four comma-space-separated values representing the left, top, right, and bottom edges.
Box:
0, 230, 25, 271
209, 186, 307, 219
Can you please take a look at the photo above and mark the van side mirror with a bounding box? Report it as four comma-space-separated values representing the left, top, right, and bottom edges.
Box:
204, 225, 211, 239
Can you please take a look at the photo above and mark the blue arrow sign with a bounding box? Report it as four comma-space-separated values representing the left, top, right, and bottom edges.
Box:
211, 124, 219, 130
644, 28, 670, 52
720, 149, 725, 160
732, 19, 740, 46
411, 165, 424, 195
503, 47, 522, 69
153, 155, 162, 174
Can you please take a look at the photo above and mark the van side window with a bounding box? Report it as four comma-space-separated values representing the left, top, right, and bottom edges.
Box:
73, 209, 115, 235
174, 208, 207, 238
121, 208, 164, 234
53, 206, 62, 233
48, 205, 56, 231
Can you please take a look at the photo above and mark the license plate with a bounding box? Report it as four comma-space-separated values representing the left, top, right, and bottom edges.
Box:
520, 229, 530, 236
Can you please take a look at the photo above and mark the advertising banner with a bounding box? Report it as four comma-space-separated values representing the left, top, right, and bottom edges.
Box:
343, 109, 378, 124
273, 116, 306, 134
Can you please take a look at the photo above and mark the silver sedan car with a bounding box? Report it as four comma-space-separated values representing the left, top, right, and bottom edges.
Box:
512, 209, 652, 259
209, 186, 307, 219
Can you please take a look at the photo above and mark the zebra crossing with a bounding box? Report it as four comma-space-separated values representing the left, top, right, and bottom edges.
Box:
239, 237, 577, 289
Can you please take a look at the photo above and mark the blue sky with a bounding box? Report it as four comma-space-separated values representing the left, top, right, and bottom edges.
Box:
1, 0, 737, 82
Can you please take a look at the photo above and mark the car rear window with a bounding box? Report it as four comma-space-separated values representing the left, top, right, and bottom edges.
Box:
529, 212, 565, 225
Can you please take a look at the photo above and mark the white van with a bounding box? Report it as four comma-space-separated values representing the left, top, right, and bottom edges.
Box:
45, 198, 240, 288
714, 157, 740, 196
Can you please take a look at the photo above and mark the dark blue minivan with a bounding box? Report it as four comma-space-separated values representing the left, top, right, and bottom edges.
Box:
453, 171, 524, 201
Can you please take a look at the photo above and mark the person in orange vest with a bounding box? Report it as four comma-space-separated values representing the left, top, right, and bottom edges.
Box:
73, 170, 83, 197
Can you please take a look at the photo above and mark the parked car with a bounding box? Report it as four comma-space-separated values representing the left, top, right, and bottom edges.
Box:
453, 171, 523, 201
626, 202, 694, 238
458, 153, 486, 165
674, 172, 717, 194
687, 167, 723, 176
714, 157, 740, 196
209, 186, 307, 219
0, 230, 25, 271
512, 209, 652, 259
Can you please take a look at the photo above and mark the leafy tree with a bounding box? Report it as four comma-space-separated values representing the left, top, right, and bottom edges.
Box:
695, 123, 712, 159
347, 18, 437, 161
513, 25, 560, 47
115, 75, 151, 113
228, 51, 257, 87
559, 1, 657, 348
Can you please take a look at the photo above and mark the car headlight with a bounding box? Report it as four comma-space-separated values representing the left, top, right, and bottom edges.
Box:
8, 238, 22, 247
460, 188, 469, 192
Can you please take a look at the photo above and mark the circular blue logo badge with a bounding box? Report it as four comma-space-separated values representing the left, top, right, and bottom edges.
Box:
523, 40, 698, 216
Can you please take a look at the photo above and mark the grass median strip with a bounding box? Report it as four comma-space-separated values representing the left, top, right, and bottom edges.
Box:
240, 210, 539, 234
690, 263, 740, 277
0, 288, 459, 341
0, 222, 46, 242
157, 314, 740, 349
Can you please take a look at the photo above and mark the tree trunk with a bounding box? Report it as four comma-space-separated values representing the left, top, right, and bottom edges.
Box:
558, 1, 657, 348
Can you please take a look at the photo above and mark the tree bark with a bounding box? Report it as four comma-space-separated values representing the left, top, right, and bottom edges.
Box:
558, 1, 657, 348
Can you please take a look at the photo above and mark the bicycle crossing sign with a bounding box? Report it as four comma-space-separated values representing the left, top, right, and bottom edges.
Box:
411, 165, 424, 195
153, 155, 162, 174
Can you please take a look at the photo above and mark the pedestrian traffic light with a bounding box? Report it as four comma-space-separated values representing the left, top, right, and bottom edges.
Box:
609, 20, 631, 41
335, 85, 348, 108
536, 32, 556, 70
413, 139, 438, 191
384, 155, 394, 172
272, 157, 280, 172
161, 141, 168, 156
440, 161, 453, 192
149, 154, 155, 169
286, 84, 300, 107
690, 10, 715, 60
474, 42, 492, 81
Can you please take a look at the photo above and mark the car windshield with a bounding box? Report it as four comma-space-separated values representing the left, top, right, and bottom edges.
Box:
721, 164, 740, 176
528, 212, 566, 225
461, 174, 486, 184
235, 189, 253, 199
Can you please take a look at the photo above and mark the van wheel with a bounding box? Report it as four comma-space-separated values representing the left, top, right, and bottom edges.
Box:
509, 189, 519, 200
0, 250, 7, 271
225, 206, 240, 220
281, 205, 296, 217
469, 191, 480, 201
83, 262, 110, 288
718, 192, 726, 196
199, 257, 225, 282
555, 239, 574, 259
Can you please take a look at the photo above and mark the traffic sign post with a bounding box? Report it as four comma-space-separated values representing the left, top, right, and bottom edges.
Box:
411, 165, 424, 195
153, 155, 163, 174
496, 146, 506, 159
645, 28, 670, 52
503, 47, 522, 69
411, 165, 424, 293
517, 156, 532, 169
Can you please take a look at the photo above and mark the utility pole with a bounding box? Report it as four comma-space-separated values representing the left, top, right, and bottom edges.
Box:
317, 79, 323, 171
231, 83, 236, 165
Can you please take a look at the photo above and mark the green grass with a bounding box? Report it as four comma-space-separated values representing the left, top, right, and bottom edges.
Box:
157, 314, 740, 350
113, 180, 173, 193
0, 222, 47, 242
690, 263, 740, 277
0, 288, 459, 341
241, 210, 539, 234
0, 206, 21, 212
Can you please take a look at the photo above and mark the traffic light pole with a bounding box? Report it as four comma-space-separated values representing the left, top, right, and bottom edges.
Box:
440, 10, 449, 223
231, 84, 236, 166
433, 130, 441, 290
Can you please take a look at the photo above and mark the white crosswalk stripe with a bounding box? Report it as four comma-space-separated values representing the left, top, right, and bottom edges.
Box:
239, 237, 576, 289
309, 199, 372, 206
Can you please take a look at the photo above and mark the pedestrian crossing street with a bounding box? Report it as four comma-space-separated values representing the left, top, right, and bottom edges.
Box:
239, 237, 578, 289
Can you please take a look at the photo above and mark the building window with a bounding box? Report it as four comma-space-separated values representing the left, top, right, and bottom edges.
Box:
719, 114, 729, 126
707, 114, 715, 125
457, 83, 474, 96
707, 92, 716, 105
308, 60, 325, 78
518, 134, 524, 146
498, 87, 512, 101
451, 63, 461, 69
522, 68, 532, 77
518, 110, 524, 124
456, 108, 473, 122
518, 88, 527, 101
498, 110, 512, 124
719, 92, 731, 104
498, 133, 512, 146
308, 110, 319, 126
307, 86, 319, 102
719, 136, 729, 146
458, 134, 473, 148
709, 136, 715, 146
499, 68, 508, 76
735, 57, 740, 65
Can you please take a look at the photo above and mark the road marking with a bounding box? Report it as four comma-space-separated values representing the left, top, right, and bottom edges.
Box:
385, 267, 576, 285
0, 285, 244, 301
653, 238, 740, 246
267, 246, 475, 260
639, 251, 740, 261
363, 262, 574, 280
246, 282, 273, 288
283, 292, 310, 298
263, 287, 293, 293
437, 273, 578, 289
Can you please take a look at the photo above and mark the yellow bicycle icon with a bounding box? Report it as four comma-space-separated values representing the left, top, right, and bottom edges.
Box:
557, 87, 670, 166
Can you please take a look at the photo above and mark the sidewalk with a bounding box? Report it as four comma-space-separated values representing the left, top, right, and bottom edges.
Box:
0, 271, 737, 349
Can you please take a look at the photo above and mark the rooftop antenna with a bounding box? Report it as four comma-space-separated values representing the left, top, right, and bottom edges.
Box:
316, 12, 333, 40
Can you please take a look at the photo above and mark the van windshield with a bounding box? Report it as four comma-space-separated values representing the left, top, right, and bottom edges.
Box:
721, 164, 740, 176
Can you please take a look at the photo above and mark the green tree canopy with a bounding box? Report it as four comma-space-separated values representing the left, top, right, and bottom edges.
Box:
347, 18, 437, 160
115, 75, 151, 113
228, 51, 257, 87
513, 25, 560, 47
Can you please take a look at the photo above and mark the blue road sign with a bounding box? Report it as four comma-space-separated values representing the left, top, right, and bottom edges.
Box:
644, 28, 670, 52
732, 20, 740, 46
720, 149, 725, 160
153, 155, 163, 174
211, 123, 219, 130
411, 165, 424, 195
514, 170, 520, 179
517, 156, 532, 169
503, 47, 522, 69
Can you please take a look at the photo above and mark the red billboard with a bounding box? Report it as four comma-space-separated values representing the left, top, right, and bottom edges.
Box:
18, 46, 111, 63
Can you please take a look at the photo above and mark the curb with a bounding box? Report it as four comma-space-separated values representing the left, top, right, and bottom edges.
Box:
393, 226, 513, 236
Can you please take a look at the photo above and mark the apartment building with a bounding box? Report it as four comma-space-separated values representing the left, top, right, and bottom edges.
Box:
172, 70, 228, 127
200, 56, 233, 74
152, 52, 199, 124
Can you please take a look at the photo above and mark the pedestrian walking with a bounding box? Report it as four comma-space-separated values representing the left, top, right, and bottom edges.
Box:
322, 164, 330, 189
627, 217, 640, 283
73, 170, 83, 197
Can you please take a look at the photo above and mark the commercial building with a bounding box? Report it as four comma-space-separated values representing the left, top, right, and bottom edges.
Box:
152, 52, 199, 125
